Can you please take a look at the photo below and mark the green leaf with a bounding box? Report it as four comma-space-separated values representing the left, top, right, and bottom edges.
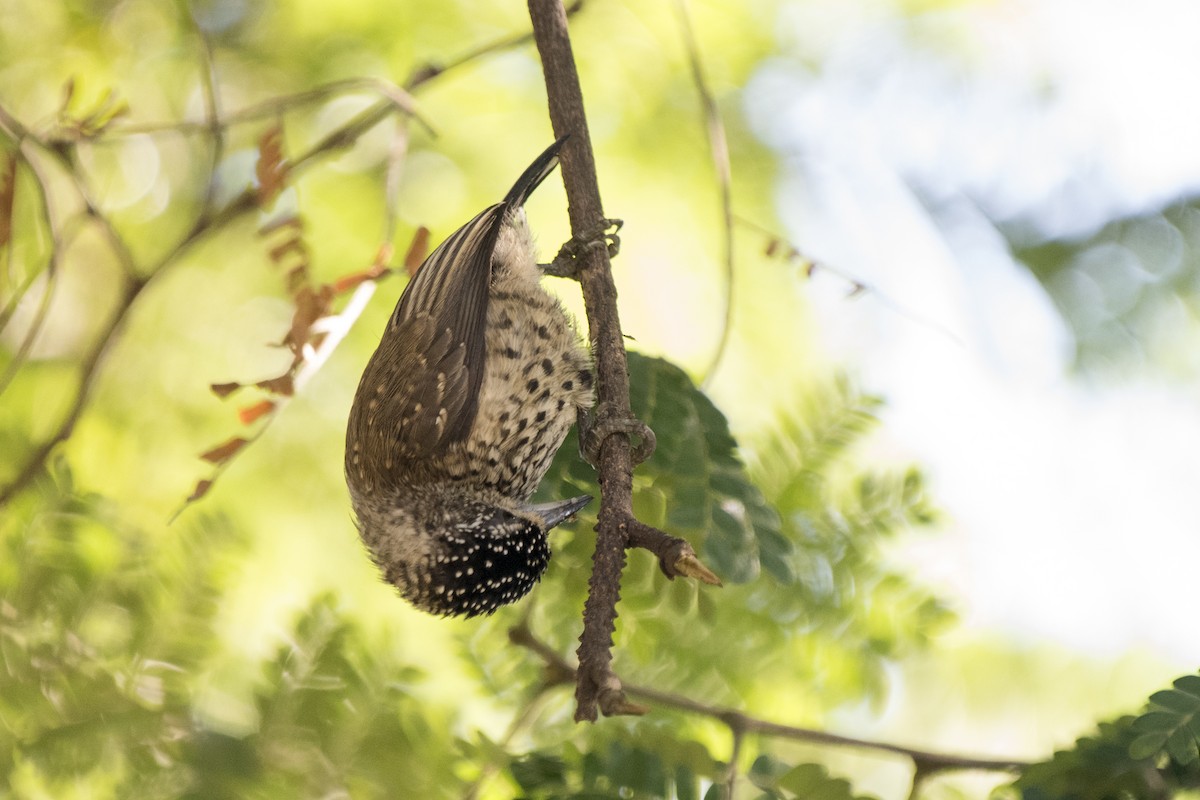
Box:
748, 754, 790, 789
540, 352, 784, 592
675, 764, 699, 800
1151, 689, 1200, 713
509, 752, 567, 791
1174, 674, 1200, 698
1128, 731, 1169, 760
1131, 711, 1180, 732
777, 763, 868, 800
705, 528, 758, 583
1167, 727, 1200, 765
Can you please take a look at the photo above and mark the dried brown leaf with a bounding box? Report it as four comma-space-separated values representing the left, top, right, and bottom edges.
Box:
200, 436, 249, 465
404, 226, 431, 275
186, 479, 213, 503
256, 124, 288, 208
332, 253, 392, 294
0, 154, 16, 249
238, 399, 276, 425
285, 265, 308, 295
255, 373, 295, 397
210, 382, 243, 398
258, 215, 304, 237
283, 284, 333, 355
764, 237, 780, 259
373, 241, 395, 270
268, 236, 307, 266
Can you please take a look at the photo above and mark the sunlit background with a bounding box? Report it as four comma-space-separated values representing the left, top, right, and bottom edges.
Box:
741, 0, 1200, 656
2, 0, 1199, 797
718, 0, 1200, 787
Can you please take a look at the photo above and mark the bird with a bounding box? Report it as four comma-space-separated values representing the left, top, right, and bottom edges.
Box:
345, 137, 595, 618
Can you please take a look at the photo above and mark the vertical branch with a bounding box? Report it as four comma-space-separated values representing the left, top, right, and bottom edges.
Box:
526, 0, 639, 722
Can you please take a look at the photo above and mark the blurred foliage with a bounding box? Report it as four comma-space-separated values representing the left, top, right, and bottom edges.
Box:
0, 359, 939, 797
1008, 673, 1200, 800
738, 755, 874, 800
0, 461, 463, 798
1129, 677, 1200, 765
504, 735, 717, 799
1011, 198, 1200, 378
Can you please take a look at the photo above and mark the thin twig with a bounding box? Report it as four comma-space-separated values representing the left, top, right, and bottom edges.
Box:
509, 622, 1031, 776
108, 77, 432, 138
734, 213, 965, 347
0, 248, 57, 398
0, 15, 565, 506
674, 0, 735, 388
907, 765, 929, 800
1, 101, 141, 281
0, 89, 394, 506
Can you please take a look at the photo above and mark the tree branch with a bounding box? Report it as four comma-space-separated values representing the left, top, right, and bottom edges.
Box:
527, 0, 721, 723
522, 4, 614, 725
0, 17, 579, 509
509, 622, 1031, 781
528, 0, 715, 719
527, 0, 634, 724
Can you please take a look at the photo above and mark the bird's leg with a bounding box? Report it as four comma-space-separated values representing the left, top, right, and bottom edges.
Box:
578, 401, 655, 468
541, 219, 623, 279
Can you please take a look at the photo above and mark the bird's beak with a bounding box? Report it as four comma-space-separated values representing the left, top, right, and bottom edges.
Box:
525, 494, 592, 529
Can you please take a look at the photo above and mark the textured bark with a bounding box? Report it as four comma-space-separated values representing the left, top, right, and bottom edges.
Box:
527, 0, 639, 721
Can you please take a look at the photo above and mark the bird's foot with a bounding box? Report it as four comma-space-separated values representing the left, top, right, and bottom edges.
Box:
541, 218, 623, 278
579, 401, 655, 468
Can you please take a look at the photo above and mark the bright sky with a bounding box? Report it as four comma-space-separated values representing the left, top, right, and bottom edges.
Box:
745, 0, 1200, 661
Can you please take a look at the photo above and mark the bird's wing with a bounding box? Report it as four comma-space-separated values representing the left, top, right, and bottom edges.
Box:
348, 138, 568, 469
358, 204, 506, 461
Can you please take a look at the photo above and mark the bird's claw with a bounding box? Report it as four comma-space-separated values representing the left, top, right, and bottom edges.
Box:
579, 401, 655, 468
542, 218, 623, 278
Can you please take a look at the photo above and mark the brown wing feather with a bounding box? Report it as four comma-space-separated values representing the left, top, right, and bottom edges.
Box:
347, 205, 504, 487
346, 139, 567, 491
393, 204, 507, 446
